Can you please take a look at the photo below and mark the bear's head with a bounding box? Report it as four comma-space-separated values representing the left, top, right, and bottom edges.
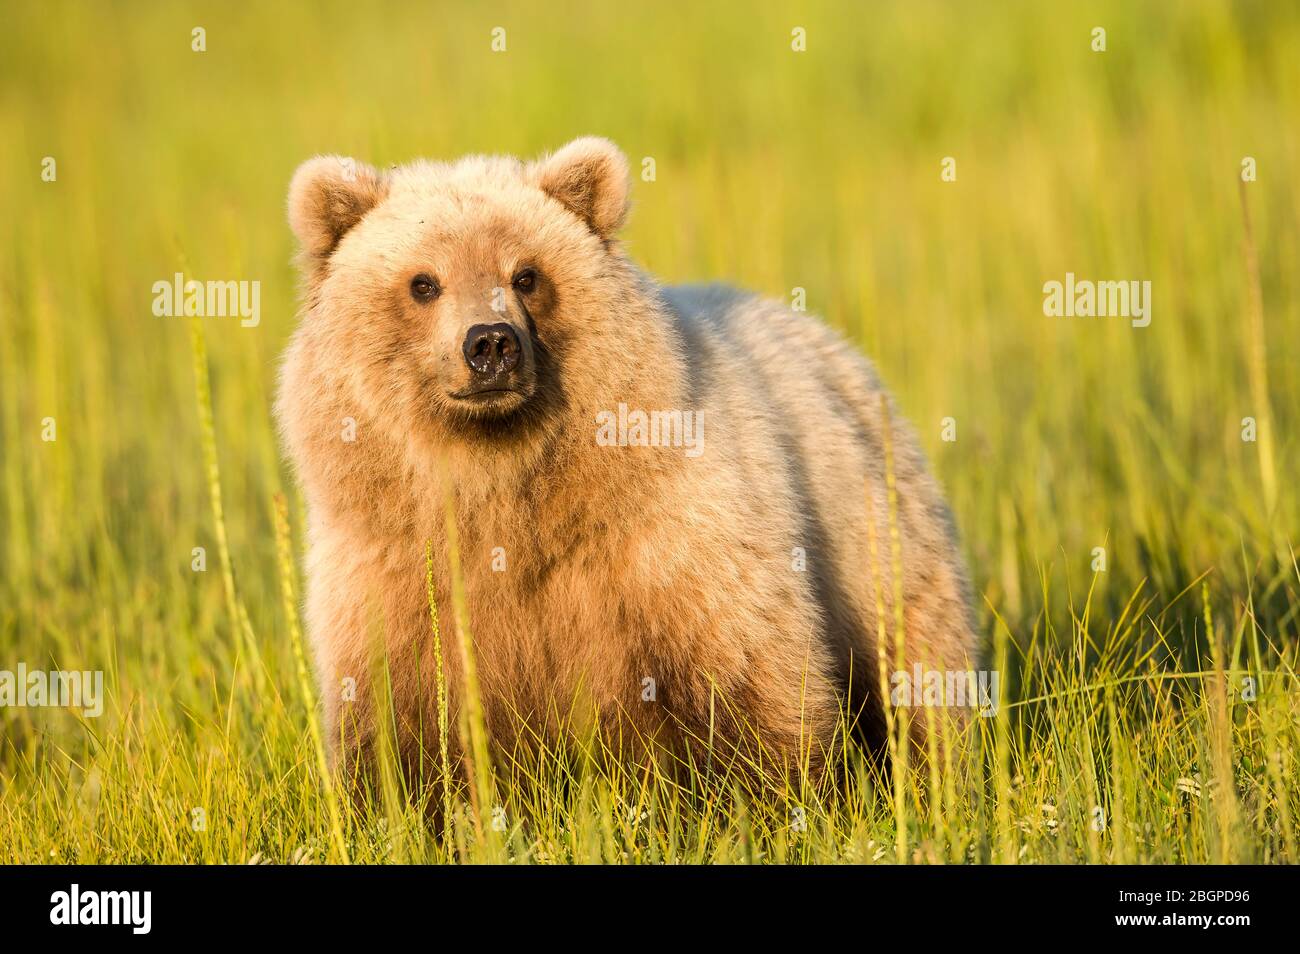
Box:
283, 138, 670, 467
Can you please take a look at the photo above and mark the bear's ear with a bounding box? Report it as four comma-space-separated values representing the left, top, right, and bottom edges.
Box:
530, 137, 630, 240
287, 156, 386, 262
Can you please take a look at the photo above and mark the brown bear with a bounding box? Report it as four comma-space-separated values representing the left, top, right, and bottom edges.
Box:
276, 137, 976, 791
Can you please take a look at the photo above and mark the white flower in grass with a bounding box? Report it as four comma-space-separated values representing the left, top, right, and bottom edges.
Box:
291, 844, 318, 865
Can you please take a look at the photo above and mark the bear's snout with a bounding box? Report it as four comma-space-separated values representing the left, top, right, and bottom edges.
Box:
463, 322, 522, 379
443, 315, 535, 411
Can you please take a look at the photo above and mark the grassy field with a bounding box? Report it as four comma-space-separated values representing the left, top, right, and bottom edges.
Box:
1, 0, 1298, 864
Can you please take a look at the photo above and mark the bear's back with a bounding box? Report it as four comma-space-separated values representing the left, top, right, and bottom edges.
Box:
659, 282, 977, 736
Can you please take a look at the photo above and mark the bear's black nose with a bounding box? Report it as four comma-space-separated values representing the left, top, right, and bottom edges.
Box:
463, 323, 521, 375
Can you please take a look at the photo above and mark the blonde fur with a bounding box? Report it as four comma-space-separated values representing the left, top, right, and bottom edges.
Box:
276, 138, 977, 787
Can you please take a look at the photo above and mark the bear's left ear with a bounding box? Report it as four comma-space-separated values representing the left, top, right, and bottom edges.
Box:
530, 137, 630, 240
287, 155, 387, 263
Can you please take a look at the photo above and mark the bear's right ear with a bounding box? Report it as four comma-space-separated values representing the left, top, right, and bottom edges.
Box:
287, 156, 386, 263
530, 137, 630, 241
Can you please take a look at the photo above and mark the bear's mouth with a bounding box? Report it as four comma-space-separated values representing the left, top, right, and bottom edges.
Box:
449, 385, 524, 402
445, 383, 533, 420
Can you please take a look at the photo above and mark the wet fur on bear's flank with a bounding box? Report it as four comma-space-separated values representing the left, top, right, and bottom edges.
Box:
276, 137, 977, 786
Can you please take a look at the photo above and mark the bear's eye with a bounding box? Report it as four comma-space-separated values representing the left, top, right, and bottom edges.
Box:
410, 274, 440, 301
512, 268, 538, 293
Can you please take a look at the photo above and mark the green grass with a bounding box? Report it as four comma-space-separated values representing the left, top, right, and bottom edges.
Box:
1, 0, 1298, 863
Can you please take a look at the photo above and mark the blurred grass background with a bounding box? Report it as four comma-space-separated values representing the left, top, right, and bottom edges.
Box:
1, 0, 1297, 863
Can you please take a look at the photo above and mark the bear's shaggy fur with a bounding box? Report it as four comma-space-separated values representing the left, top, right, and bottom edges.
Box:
276, 137, 976, 786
